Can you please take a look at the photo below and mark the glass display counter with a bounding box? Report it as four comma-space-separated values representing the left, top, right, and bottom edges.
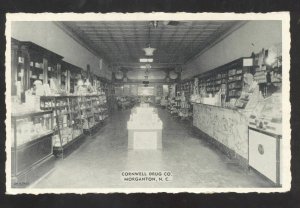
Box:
11, 110, 54, 187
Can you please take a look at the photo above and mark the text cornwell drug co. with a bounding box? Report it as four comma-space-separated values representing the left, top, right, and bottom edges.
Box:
121, 171, 173, 182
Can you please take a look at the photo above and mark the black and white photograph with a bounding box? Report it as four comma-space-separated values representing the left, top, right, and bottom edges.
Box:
5, 12, 291, 194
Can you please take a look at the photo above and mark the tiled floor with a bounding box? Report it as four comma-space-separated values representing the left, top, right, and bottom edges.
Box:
33, 108, 272, 188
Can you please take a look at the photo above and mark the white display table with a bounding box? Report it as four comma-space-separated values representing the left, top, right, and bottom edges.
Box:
127, 106, 163, 149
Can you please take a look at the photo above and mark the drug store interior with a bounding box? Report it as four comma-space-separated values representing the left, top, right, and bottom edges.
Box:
9, 19, 285, 189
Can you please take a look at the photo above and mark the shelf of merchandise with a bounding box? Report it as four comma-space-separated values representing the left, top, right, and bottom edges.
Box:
11, 110, 54, 187
178, 80, 194, 119
59, 62, 68, 92
17, 40, 63, 90
11, 38, 25, 97
79, 94, 109, 136
62, 61, 83, 94
40, 96, 85, 158
94, 93, 109, 123
190, 57, 253, 108
79, 95, 97, 135
167, 97, 181, 116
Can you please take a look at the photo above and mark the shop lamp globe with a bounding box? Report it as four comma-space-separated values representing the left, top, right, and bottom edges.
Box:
115, 71, 123, 80
169, 71, 178, 79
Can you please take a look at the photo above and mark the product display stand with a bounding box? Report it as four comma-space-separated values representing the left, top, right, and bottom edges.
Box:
127, 106, 163, 150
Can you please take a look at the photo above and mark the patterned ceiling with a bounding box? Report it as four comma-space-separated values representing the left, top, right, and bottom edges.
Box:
59, 21, 243, 71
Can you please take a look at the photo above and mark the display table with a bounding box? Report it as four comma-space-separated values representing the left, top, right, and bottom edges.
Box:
127, 106, 163, 149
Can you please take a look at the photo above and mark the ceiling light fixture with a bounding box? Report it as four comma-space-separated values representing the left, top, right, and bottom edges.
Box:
143, 23, 156, 56
140, 64, 151, 69
139, 58, 153, 63
143, 46, 156, 56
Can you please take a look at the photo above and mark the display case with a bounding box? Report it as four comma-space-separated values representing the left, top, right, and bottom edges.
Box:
79, 95, 96, 135
69, 96, 84, 140
11, 110, 54, 187
78, 94, 108, 135
93, 94, 109, 123
40, 96, 85, 158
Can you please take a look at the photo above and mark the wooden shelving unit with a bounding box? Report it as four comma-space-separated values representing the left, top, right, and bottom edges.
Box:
17, 40, 63, 90
180, 57, 254, 110
194, 57, 253, 102
11, 38, 112, 160
62, 61, 83, 94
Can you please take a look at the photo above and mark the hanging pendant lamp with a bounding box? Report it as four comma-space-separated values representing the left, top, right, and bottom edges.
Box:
143, 46, 156, 56
143, 23, 156, 56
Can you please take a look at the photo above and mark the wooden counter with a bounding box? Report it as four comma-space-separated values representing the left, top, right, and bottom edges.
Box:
193, 103, 249, 164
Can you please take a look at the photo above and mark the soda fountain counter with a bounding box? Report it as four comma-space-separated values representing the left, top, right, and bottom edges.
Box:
127, 105, 163, 150
192, 91, 283, 185
193, 103, 249, 166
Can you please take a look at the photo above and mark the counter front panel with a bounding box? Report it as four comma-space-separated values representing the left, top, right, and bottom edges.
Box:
193, 103, 248, 160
